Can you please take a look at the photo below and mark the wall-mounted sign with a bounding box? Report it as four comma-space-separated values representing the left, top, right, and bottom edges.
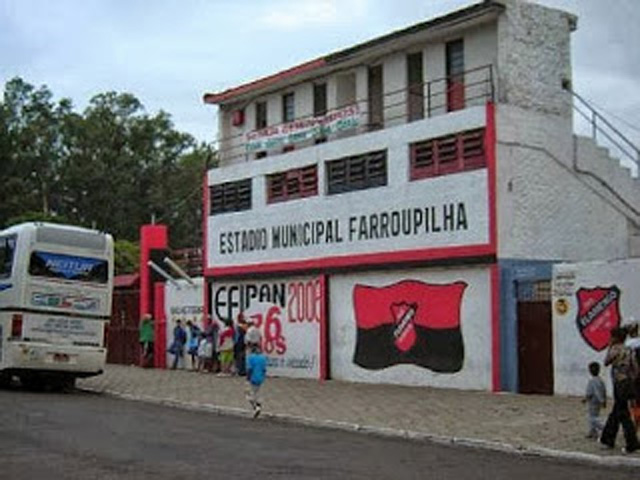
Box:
211, 275, 323, 379
207, 169, 489, 269
246, 105, 360, 152
353, 280, 466, 372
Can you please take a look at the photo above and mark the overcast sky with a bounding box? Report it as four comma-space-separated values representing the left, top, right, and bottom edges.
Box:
1, 0, 639, 149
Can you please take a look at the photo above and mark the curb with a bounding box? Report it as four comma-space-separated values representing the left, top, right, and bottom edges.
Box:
79, 387, 640, 469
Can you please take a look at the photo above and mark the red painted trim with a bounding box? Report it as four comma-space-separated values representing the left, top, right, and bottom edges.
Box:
490, 263, 500, 392
205, 243, 494, 278
485, 102, 500, 391
203, 58, 327, 104
319, 275, 328, 381
485, 102, 498, 252
153, 282, 167, 369
202, 171, 210, 321
139, 224, 168, 317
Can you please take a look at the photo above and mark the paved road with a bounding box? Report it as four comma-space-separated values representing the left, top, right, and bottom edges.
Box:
0, 388, 636, 480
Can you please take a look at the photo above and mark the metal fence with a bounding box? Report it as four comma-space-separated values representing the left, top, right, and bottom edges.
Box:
215, 64, 495, 165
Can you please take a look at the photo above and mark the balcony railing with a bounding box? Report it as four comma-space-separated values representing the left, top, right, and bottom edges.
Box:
215, 64, 494, 165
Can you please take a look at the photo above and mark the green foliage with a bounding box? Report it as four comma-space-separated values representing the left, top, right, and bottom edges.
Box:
5, 211, 70, 226
114, 239, 140, 275
0, 77, 212, 254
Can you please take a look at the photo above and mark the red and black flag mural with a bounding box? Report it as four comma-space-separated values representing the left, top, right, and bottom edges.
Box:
353, 280, 467, 372
576, 286, 621, 351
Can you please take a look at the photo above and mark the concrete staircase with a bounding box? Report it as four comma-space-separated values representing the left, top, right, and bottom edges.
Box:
573, 135, 640, 256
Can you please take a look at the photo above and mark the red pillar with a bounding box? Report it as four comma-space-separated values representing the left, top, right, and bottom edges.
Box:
140, 224, 168, 317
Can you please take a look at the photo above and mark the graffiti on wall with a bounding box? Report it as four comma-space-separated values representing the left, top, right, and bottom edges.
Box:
575, 286, 621, 351
211, 276, 323, 378
352, 280, 467, 373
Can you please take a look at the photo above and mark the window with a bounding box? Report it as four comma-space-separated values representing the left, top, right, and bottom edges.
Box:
407, 52, 424, 122
410, 129, 485, 180
256, 102, 267, 130
0, 235, 16, 278
313, 83, 327, 117
282, 93, 295, 123
210, 179, 252, 215
267, 165, 318, 203
446, 39, 465, 112
368, 65, 383, 130
336, 73, 356, 108
29, 251, 108, 284
327, 150, 387, 195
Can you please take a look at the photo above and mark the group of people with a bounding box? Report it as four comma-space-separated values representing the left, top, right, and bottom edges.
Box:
166, 314, 266, 417
167, 315, 262, 374
583, 322, 640, 453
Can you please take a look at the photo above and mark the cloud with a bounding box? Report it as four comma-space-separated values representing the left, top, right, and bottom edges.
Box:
258, 0, 367, 29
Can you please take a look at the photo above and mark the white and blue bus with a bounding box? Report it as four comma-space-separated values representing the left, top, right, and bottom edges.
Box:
0, 222, 114, 390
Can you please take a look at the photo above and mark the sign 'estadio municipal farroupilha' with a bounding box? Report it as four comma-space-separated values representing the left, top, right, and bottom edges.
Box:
207, 169, 489, 269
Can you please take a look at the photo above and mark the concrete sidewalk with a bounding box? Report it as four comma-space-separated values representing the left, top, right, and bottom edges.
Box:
78, 365, 640, 467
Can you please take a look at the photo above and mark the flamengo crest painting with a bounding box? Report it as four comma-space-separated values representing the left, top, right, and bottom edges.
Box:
352, 280, 467, 372
576, 286, 621, 351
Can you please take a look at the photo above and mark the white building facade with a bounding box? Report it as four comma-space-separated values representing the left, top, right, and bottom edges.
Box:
202, 0, 640, 393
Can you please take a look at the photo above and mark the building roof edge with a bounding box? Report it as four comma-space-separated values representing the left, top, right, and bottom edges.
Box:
202, 0, 505, 106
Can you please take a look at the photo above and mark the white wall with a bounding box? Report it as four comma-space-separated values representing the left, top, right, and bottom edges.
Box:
329, 266, 492, 390
207, 107, 488, 269
497, 0, 574, 118
496, 104, 630, 261
552, 259, 640, 396
164, 278, 205, 368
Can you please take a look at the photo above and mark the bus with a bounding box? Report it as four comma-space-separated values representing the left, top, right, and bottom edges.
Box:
0, 222, 114, 390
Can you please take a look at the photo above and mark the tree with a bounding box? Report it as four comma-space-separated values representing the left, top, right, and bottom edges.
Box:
1, 77, 211, 257
114, 239, 139, 275
0, 78, 72, 225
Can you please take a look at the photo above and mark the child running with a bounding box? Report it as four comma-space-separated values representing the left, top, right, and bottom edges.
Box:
246, 344, 267, 418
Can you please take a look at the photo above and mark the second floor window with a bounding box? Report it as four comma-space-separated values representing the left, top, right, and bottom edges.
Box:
407, 52, 424, 122
313, 83, 327, 117
256, 101, 267, 130
267, 165, 318, 204
327, 150, 387, 195
210, 179, 252, 215
446, 39, 465, 112
282, 93, 295, 123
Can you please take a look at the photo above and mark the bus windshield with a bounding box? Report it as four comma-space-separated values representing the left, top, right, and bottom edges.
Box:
28, 251, 109, 284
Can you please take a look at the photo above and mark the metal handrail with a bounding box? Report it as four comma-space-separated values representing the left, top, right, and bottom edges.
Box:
570, 90, 639, 168
214, 64, 495, 164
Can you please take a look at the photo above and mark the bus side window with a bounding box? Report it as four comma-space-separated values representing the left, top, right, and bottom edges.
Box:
0, 236, 16, 278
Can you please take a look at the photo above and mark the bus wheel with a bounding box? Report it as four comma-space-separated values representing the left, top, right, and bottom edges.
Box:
20, 374, 45, 391
51, 376, 76, 393
0, 373, 12, 389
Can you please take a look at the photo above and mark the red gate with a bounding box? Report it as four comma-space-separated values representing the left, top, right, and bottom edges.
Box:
108, 277, 141, 365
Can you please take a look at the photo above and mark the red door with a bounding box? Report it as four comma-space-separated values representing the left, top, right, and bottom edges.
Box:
517, 301, 553, 394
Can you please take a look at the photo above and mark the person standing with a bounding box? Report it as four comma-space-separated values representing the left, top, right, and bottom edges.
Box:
138, 313, 154, 368
246, 344, 267, 418
582, 361, 606, 439
169, 319, 187, 370
218, 322, 235, 375
625, 322, 640, 429
600, 327, 640, 453
234, 313, 248, 376
204, 318, 220, 373
186, 320, 201, 371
